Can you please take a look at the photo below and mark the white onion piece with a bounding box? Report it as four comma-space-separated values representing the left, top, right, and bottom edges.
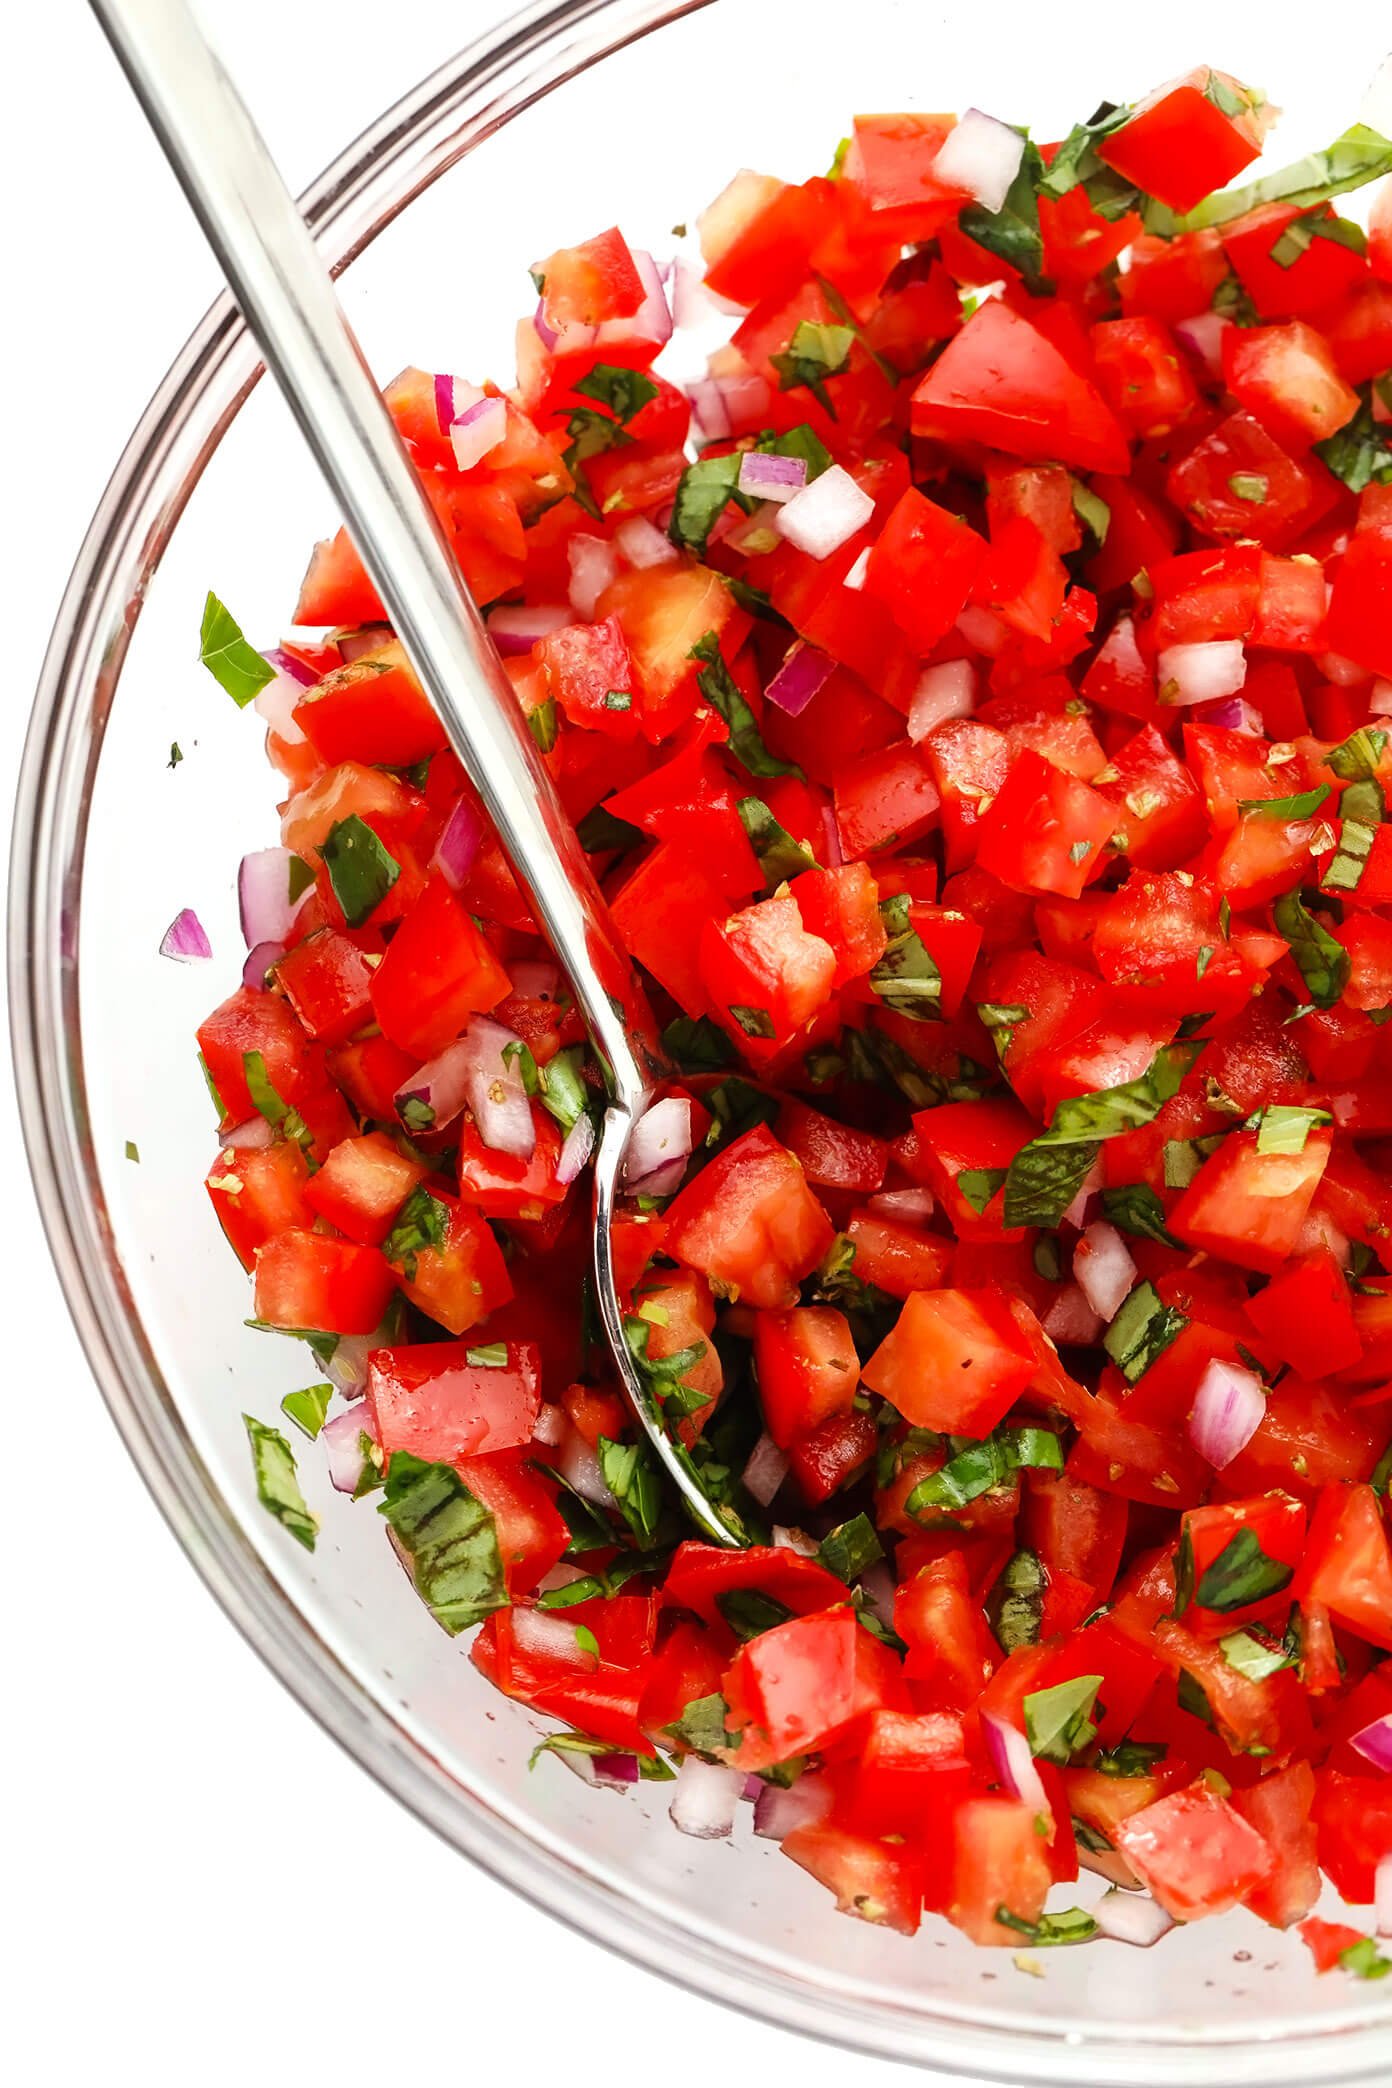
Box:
1043, 1283, 1104, 1348
448, 388, 508, 469
741, 1431, 789, 1507
1158, 640, 1247, 706
908, 658, 976, 741
1173, 312, 1231, 381
776, 465, 875, 559
1092, 1888, 1175, 1948
253, 653, 315, 743
511, 1605, 598, 1669
1318, 650, 1369, 687
567, 533, 619, 619
670, 1758, 744, 1840
981, 1711, 1047, 1813
1061, 1154, 1105, 1230
555, 1113, 596, 1187
456, 1017, 536, 1158
393, 1034, 476, 1136
955, 601, 1009, 655
687, 376, 732, 441
486, 603, 571, 655
559, 1422, 617, 1509
753, 1773, 833, 1841
623, 1096, 693, 1190
323, 1332, 376, 1398
218, 1117, 275, 1153
772, 1524, 818, 1556
613, 514, 678, 569
1378, 1853, 1392, 1936
843, 547, 871, 592
1074, 1222, 1138, 1323
1188, 1358, 1267, 1469
531, 1402, 567, 1449
931, 109, 1025, 214
238, 846, 307, 949
867, 1186, 936, 1222
323, 1403, 375, 1493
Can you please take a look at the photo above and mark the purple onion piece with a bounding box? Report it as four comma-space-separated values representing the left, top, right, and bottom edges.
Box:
1352, 1714, 1392, 1774
765, 640, 837, 719
433, 797, 483, 890
242, 939, 285, 990
160, 908, 212, 963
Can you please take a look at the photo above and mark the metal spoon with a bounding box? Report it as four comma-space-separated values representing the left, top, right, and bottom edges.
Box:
90, 0, 740, 1545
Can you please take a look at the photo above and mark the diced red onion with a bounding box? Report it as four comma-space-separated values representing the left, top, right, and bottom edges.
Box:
449, 391, 508, 471
858, 1561, 898, 1629
531, 1402, 567, 1449
556, 1113, 596, 1187
843, 547, 871, 592
565, 534, 617, 624
737, 451, 809, 504
1378, 1853, 1392, 1936
741, 1431, 789, 1507
716, 368, 774, 427
623, 1096, 693, 1190
242, 939, 285, 990
1062, 1155, 1105, 1229
1198, 695, 1249, 731
324, 1331, 375, 1398
323, 1402, 375, 1493
764, 640, 837, 719
908, 659, 976, 742
261, 645, 318, 687
160, 907, 211, 963
512, 1605, 598, 1669
1319, 650, 1369, 687
776, 464, 874, 559
219, 1115, 275, 1152
723, 501, 784, 557
753, 1775, 833, 1842
981, 1710, 1047, 1813
1092, 1888, 1175, 1948
955, 601, 1009, 655
393, 1035, 476, 1135
432, 797, 483, 890
1159, 640, 1247, 706
868, 1186, 936, 1222
1188, 1358, 1266, 1469
820, 803, 845, 867
238, 846, 308, 948
559, 1421, 617, 1508
771, 1525, 817, 1555
931, 109, 1025, 214
486, 603, 571, 656
1043, 1283, 1104, 1347
613, 514, 678, 570
687, 377, 732, 441
457, 1017, 536, 1157
1074, 1222, 1138, 1322
1173, 312, 1231, 380
1352, 1713, 1392, 1774
591, 1752, 640, 1788
532, 297, 577, 353
742, 1773, 764, 1804
601, 249, 672, 352
670, 1757, 743, 1839
253, 652, 315, 743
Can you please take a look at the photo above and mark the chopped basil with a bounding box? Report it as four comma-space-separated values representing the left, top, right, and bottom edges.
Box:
379, 1452, 508, 1634
869, 893, 942, 1021
603, 689, 632, 712
1271, 211, 1367, 268
245, 1320, 340, 1368
703, 1075, 780, 1149
502, 1038, 542, 1098
1177, 122, 1392, 231
1102, 1280, 1187, 1383
241, 1049, 313, 1157
958, 1165, 1009, 1215
573, 362, 660, 424
199, 592, 274, 708
770, 319, 856, 412
1162, 1132, 1224, 1189
1003, 1043, 1201, 1230
690, 629, 800, 780
124, 1139, 140, 1164
1095, 1740, 1166, 1778
959, 131, 1048, 292
663, 1692, 736, 1760
1219, 1627, 1291, 1682
527, 695, 559, 754
1189, 1526, 1294, 1614
1237, 783, 1330, 820
1037, 99, 1137, 219
1072, 1816, 1114, 1856
576, 803, 643, 854
167, 742, 183, 769
623, 1313, 711, 1418
539, 1045, 588, 1133
1326, 726, 1389, 781
668, 451, 744, 553
464, 1342, 508, 1368
281, 1381, 333, 1440
815, 1512, 884, 1584
597, 1435, 664, 1546
242, 1414, 318, 1551
994, 1905, 1099, 1947
381, 1184, 450, 1279
1273, 888, 1349, 1008
1100, 1183, 1181, 1247
987, 1547, 1046, 1652
662, 1013, 737, 1072
728, 1003, 775, 1038
1372, 1439, 1392, 1495
1227, 472, 1269, 503
1325, 798, 1381, 894
738, 795, 818, 890
1339, 1937, 1392, 1981
1315, 392, 1392, 493
716, 1587, 795, 1641
1254, 1104, 1331, 1155
975, 1001, 1028, 1061
1024, 1674, 1104, 1764
529, 1730, 673, 1780
1071, 478, 1111, 544
1176, 1668, 1215, 1726
906, 1425, 1062, 1519
319, 813, 400, 926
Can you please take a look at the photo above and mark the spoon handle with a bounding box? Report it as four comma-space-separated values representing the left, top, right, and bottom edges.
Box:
90, 0, 655, 1112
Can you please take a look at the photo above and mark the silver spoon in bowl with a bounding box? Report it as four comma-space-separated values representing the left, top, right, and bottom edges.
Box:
90, 0, 742, 1546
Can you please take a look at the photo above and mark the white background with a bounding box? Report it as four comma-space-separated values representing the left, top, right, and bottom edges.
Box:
1, 4, 951, 2083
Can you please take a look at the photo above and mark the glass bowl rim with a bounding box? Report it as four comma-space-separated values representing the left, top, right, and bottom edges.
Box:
10, 3, 1392, 2075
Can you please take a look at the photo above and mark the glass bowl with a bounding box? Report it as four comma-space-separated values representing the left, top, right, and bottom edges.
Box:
13, 1, 1392, 2077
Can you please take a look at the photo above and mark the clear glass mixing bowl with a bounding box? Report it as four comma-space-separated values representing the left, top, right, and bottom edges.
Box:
14, 1, 1392, 2076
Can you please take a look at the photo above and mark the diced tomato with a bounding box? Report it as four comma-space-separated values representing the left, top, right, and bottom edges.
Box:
664, 1124, 833, 1309
948, 1795, 1053, 1946
1113, 1782, 1275, 1921
205, 1139, 315, 1270
381, 1187, 513, 1335
370, 877, 511, 1060
911, 301, 1130, 473
367, 1340, 541, 1462
1098, 69, 1269, 214
862, 1287, 1037, 1434
252, 1229, 396, 1336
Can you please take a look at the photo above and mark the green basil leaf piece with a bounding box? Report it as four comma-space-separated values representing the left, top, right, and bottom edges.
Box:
815, 1512, 884, 1584
1177, 123, 1392, 231
690, 629, 800, 780
1099, 1183, 1181, 1247
243, 1414, 318, 1550
200, 592, 274, 708
281, 1381, 333, 1441
1024, 1674, 1104, 1764
320, 813, 400, 926
869, 893, 943, 1021
1189, 1526, 1294, 1614
738, 795, 819, 889
1273, 888, 1349, 1008
1102, 1280, 1188, 1383
379, 1453, 508, 1633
